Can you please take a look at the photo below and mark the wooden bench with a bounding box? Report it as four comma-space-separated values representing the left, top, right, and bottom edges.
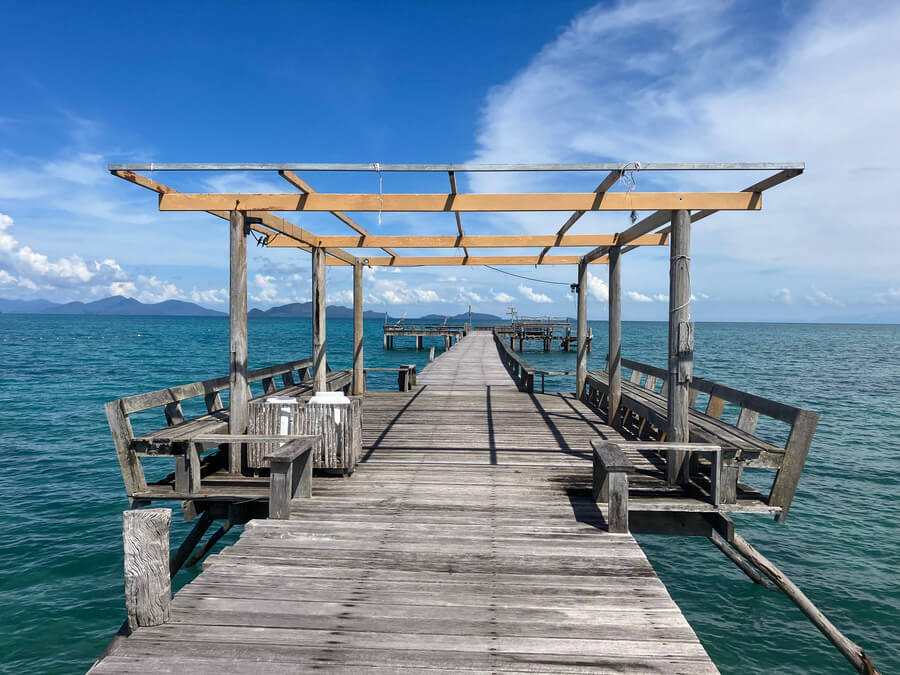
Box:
105, 358, 351, 499
493, 331, 535, 392
584, 359, 818, 522
265, 436, 318, 519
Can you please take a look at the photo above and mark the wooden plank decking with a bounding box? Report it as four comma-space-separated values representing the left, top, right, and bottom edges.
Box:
92, 333, 720, 673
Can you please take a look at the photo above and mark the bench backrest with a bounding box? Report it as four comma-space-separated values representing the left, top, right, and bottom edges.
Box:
615, 357, 819, 521
119, 358, 315, 420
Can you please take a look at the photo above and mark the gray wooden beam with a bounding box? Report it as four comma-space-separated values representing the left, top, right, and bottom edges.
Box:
352, 262, 364, 395
110, 162, 806, 173
228, 210, 249, 473
312, 247, 327, 393
575, 261, 588, 399
607, 246, 622, 424
666, 210, 692, 483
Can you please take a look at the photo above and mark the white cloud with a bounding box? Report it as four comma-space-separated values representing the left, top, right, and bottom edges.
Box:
518, 284, 553, 303
773, 287, 792, 304
653, 293, 669, 302
805, 289, 839, 306
328, 289, 354, 305
626, 290, 653, 303
469, 0, 900, 307
0, 269, 16, 285
491, 289, 515, 303
190, 287, 227, 306
0, 211, 128, 293
585, 272, 609, 301
363, 269, 445, 306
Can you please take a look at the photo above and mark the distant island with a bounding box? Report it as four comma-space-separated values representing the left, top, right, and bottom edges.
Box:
0, 296, 506, 322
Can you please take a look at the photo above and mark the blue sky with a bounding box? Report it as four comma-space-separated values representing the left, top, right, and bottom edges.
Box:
1, 0, 898, 321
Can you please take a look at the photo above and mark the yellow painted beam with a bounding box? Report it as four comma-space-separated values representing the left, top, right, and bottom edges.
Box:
159, 192, 762, 213
326, 255, 609, 267
268, 233, 668, 249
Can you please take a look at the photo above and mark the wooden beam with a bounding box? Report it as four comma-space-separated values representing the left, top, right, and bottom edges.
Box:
158, 192, 763, 213
278, 170, 399, 258
229, 211, 249, 473
352, 262, 364, 395
575, 260, 588, 399
312, 247, 327, 392
586, 169, 802, 263
607, 246, 622, 425
666, 210, 692, 484
269, 232, 668, 249
538, 170, 622, 263
110, 170, 356, 264
327, 254, 609, 267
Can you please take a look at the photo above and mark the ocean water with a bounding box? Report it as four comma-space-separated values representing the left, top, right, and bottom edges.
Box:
0, 315, 897, 674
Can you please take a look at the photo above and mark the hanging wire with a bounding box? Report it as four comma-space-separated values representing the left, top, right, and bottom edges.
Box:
482, 265, 572, 286
621, 160, 641, 224
373, 162, 383, 226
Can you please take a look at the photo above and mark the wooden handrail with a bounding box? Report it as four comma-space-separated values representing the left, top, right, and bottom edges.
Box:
120, 358, 314, 415
492, 330, 535, 393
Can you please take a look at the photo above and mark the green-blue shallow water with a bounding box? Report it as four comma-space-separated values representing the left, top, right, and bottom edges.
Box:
1, 315, 898, 674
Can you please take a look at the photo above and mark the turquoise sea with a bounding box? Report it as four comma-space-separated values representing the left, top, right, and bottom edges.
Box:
1, 315, 898, 674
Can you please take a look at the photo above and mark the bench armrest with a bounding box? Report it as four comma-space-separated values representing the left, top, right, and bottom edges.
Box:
267, 436, 319, 519
591, 440, 633, 533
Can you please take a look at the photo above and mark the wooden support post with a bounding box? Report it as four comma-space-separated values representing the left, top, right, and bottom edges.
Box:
667, 210, 693, 483
229, 210, 249, 473
709, 532, 773, 589
168, 510, 214, 578
731, 533, 880, 674
352, 263, 364, 395
123, 508, 171, 628
429, 346, 435, 362
312, 247, 327, 393
185, 521, 233, 569
576, 260, 588, 399
416, 335, 423, 350
607, 246, 622, 424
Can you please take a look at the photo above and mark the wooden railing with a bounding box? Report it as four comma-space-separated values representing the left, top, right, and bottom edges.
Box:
583, 358, 818, 522
106, 358, 351, 498
492, 330, 535, 392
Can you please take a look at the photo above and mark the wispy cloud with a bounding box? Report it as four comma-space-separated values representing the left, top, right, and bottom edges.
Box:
518, 284, 553, 303
626, 290, 653, 303
469, 0, 900, 314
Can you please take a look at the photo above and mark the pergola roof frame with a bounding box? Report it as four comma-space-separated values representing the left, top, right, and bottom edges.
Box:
109, 162, 803, 268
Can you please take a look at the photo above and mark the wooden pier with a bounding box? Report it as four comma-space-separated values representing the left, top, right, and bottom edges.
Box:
93, 332, 725, 673
97, 160, 879, 673
382, 320, 466, 350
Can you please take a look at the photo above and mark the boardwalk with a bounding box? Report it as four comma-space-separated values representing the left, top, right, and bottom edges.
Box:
92, 333, 717, 674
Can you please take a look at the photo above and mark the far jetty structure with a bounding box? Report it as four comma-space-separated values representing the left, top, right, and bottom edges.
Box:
92, 162, 878, 674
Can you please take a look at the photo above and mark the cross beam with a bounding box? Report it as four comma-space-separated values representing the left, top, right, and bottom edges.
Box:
157, 192, 763, 213
278, 170, 399, 258
327, 254, 609, 267
266, 233, 668, 249
110, 170, 357, 264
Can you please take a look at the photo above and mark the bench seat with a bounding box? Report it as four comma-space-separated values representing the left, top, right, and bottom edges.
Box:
587, 370, 784, 468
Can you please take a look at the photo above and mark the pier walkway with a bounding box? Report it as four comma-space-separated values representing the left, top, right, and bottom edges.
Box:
92, 333, 717, 673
